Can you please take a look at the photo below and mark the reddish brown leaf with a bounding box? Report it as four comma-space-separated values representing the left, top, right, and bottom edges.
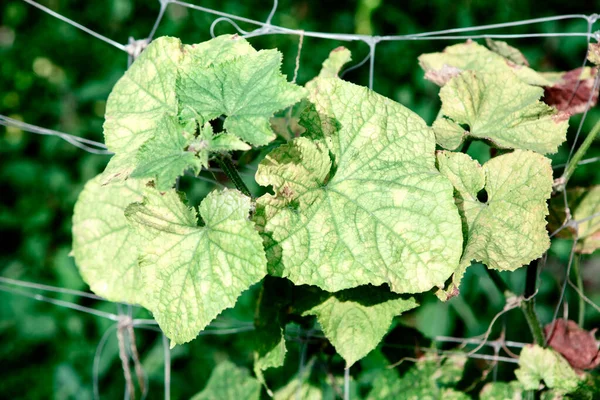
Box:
543, 67, 599, 115
545, 319, 600, 370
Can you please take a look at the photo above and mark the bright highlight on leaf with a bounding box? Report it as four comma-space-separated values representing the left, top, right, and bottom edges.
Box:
190, 360, 261, 400
126, 187, 267, 344
515, 345, 581, 394
256, 48, 464, 294
72, 175, 147, 304
436, 150, 552, 296
434, 70, 568, 154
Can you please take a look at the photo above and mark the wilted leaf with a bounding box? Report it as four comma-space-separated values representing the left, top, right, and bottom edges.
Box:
543, 67, 599, 115
545, 319, 600, 370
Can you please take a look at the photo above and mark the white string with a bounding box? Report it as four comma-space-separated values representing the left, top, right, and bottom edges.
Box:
22, 0, 127, 52
162, 334, 171, 400
0, 276, 106, 300
0, 115, 111, 154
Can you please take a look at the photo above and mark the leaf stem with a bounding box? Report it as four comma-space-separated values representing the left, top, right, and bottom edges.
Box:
560, 118, 600, 189
215, 155, 252, 198
485, 263, 545, 346
522, 259, 545, 346
572, 255, 585, 327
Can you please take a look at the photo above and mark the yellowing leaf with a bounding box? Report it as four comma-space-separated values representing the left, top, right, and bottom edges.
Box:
190, 361, 261, 400
126, 188, 267, 344
72, 175, 146, 304
436, 150, 552, 297
515, 345, 581, 394
256, 75, 464, 294
434, 71, 568, 154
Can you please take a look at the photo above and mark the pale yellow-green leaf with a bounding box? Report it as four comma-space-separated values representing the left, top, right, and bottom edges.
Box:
72, 175, 146, 304
126, 188, 267, 344
434, 71, 568, 154
515, 345, 581, 394
190, 360, 261, 400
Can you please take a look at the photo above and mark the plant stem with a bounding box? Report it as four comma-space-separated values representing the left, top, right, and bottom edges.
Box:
522, 259, 545, 346
572, 255, 585, 327
561, 118, 600, 189
215, 155, 252, 198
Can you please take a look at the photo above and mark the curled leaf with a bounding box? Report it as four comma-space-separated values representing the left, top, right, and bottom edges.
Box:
545, 319, 600, 371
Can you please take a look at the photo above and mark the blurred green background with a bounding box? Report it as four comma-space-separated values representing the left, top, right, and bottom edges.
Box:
1, 0, 600, 399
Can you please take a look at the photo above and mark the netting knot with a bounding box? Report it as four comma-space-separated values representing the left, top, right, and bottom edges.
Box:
125, 37, 150, 60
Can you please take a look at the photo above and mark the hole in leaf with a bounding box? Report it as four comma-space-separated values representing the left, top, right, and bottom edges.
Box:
209, 115, 226, 133
476, 188, 488, 203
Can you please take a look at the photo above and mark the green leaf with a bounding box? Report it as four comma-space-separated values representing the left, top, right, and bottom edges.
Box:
479, 381, 525, 400
548, 186, 600, 254
177, 48, 307, 146
129, 117, 250, 191
102, 37, 183, 182
433, 71, 568, 153
126, 187, 267, 344
298, 286, 418, 367
366, 355, 469, 400
72, 174, 146, 304
418, 41, 551, 86
256, 75, 463, 294
436, 150, 552, 297
190, 360, 261, 400
515, 345, 581, 394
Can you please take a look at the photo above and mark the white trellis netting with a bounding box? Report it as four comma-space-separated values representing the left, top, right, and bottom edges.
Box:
1, 1, 600, 399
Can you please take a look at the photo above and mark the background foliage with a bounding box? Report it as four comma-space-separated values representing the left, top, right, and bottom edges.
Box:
1, 0, 599, 398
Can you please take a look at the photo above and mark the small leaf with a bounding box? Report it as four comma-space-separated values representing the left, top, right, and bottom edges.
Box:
190, 361, 261, 400
72, 175, 146, 304
485, 38, 529, 66
177, 49, 307, 146
434, 70, 568, 153
419, 41, 552, 86
273, 358, 322, 400
298, 286, 418, 367
479, 381, 525, 400
436, 150, 552, 297
126, 187, 267, 344
588, 43, 600, 66
545, 319, 600, 370
366, 355, 469, 400
257, 69, 463, 294
548, 186, 600, 254
515, 344, 581, 394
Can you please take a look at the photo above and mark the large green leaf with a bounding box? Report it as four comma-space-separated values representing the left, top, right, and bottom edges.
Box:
297, 286, 418, 367
126, 188, 267, 344
436, 150, 552, 297
71, 174, 146, 304
190, 360, 261, 400
433, 71, 568, 153
515, 345, 581, 394
256, 71, 463, 294
177, 48, 307, 146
